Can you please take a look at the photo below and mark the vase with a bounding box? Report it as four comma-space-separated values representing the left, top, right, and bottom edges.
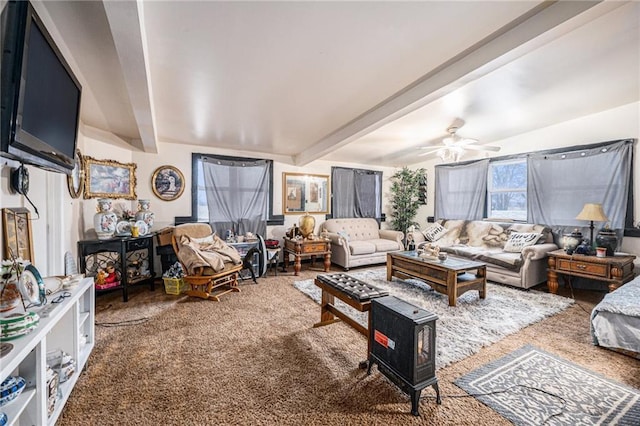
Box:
93, 198, 117, 240
299, 213, 315, 239
562, 230, 583, 255
135, 199, 155, 230
596, 228, 618, 257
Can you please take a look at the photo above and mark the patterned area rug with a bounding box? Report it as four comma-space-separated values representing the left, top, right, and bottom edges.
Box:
455, 345, 640, 425
293, 268, 573, 369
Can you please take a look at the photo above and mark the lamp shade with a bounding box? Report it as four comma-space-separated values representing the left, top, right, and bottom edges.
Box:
575, 203, 608, 222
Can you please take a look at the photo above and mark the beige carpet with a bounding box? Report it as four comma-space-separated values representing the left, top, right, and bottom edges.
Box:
58, 266, 640, 425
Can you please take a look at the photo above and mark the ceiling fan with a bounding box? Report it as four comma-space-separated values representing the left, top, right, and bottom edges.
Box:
417, 126, 500, 162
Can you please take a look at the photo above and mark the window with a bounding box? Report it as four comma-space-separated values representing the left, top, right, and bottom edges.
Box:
191, 154, 277, 236
487, 159, 527, 221
331, 167, 382, 220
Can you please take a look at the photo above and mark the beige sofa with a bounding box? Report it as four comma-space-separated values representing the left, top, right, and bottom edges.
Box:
411, 219, 558, 289
321, 218, 404, 270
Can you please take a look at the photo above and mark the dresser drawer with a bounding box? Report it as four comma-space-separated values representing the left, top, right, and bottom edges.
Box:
557, 259, 608, 278
302, 242, 328, 254
126, 237, 151, 251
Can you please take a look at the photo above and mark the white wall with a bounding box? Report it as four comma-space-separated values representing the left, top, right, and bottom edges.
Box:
132, 141, 398, 239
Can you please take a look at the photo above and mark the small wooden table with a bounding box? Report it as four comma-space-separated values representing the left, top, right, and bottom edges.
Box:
546, 249, 636, 294
387, 251, 486, 307
283, 237, 331, 276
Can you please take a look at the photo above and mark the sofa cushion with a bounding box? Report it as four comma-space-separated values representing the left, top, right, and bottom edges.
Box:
422, 223, 448, 242
371, 238, 401, 252
438, 220, 466, 246
349, 241, 376, 255
440, 246, 523, 271
504, 232, 542, 253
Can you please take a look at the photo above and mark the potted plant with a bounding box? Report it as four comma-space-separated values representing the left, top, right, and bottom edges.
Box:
389, 167, 426, 241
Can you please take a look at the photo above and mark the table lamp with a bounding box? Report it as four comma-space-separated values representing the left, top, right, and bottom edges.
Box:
575, 203, 608, 251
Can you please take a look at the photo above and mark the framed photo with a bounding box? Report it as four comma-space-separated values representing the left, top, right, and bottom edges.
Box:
67, 149, 84, 199
83, 156, 137, 200
283, 172, 329, 214
152, 165, 185, 201
2, 208, 34, 263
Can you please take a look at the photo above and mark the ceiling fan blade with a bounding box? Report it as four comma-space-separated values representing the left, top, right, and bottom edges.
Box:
463, 145, 501, 152
417, 148, 445, 157
417, 144, 445, 150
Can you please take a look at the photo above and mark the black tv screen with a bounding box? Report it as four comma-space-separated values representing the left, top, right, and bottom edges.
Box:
1, 0, 82, 174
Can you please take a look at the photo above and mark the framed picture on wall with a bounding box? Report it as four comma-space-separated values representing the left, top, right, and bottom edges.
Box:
83, 156, 137, 200
2, 207, 34, 263
151, 165, 185, 201
283, 172, 329, 214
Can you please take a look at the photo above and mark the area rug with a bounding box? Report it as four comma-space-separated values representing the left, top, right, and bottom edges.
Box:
293, 268, 573, 369
455, 344, 640, 425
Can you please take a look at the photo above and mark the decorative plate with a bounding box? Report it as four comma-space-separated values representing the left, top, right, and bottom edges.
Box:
135, 220, 149, 236
66, 149, 84, 199
0, 376, 26, 407
115, 220, 132, 236
18, 265, 45, 305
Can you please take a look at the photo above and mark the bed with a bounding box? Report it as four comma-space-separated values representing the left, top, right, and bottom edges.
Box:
590, 275, 640, 357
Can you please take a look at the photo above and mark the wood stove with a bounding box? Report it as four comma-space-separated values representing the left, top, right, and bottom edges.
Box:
367, 296, 440, 416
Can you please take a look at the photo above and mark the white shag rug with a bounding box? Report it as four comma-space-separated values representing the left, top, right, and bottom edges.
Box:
293, 268, 574, 369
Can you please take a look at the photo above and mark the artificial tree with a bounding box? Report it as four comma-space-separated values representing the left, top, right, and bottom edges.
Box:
389, 166, 426, 239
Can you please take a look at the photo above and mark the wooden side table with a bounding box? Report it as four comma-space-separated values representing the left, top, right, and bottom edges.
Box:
283, 237, 331, 276
546, 249, 636, 294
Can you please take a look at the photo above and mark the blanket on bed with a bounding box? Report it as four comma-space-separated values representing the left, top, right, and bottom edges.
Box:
178, 235, 242, 274
590, 276, 640, 353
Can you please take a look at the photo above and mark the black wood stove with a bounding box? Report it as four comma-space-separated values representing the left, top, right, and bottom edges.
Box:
367, 295, 440, 416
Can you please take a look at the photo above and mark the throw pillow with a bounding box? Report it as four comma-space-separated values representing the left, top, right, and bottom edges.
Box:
422, 223, 448, 242
503, 232, 542, 253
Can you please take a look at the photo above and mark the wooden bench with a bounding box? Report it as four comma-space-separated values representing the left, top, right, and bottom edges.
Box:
313, 273, 388, 365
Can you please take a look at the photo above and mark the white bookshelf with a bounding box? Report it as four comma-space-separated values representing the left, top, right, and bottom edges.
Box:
0, 277, 95, 425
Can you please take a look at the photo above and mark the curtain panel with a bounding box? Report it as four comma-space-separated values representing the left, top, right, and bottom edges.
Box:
331, 167, 382, 220
528, 140, 632, 238
202, 157, 270, 238
435, 159, 489, 220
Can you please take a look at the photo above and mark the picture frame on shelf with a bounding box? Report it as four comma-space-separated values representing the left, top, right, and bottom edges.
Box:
283, 172, 329, 214
67, 149, 84, 199
83, 156, 137, 200
151, 165, 185, 201
2, 207, 34, 263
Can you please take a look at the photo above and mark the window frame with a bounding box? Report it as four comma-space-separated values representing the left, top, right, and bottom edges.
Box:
486, 158, 528, 221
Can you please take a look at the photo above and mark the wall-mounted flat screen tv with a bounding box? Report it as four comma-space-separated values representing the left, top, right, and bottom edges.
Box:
1, 0, 82, 174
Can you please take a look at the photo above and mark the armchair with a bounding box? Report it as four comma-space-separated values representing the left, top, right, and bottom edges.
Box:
171, 223, 243, 301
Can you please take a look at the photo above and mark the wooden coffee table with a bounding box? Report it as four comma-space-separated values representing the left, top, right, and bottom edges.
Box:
387, 251, 486, 307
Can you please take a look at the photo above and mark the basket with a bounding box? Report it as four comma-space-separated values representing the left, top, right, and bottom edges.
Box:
163, 277, 187, 295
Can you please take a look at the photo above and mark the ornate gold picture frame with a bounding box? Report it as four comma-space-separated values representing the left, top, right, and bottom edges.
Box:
2, 207, 34, 263
83, 156, 137, 200
152, 165, 185, 201
283, 172, 329, 214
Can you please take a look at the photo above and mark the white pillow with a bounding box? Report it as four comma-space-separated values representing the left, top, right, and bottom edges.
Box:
422, 223, 448, 242
503, 232, 542, 253
191, 233, 215, 244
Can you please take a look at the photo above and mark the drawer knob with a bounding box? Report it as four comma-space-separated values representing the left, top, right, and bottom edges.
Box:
576, 264, 586, 270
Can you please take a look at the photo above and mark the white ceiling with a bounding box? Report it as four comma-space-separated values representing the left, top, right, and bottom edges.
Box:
37, 1, 639, 167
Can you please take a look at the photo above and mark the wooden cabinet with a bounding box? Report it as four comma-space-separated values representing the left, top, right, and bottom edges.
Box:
283, 237, 331, 276
0, 278, 94, 425
78, 235, 155, 302
547, 249, 636, 293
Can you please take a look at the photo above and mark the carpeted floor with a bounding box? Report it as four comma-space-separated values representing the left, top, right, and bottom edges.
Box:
58, 266, 640, 425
